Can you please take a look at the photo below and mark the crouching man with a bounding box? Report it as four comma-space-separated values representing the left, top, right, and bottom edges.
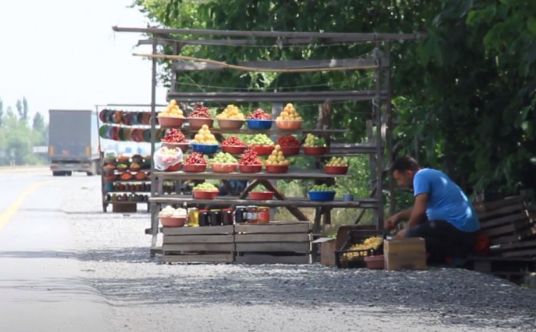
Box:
384, 156, 480, 264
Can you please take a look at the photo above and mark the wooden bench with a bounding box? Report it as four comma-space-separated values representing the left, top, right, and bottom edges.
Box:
474, 195, 536, 248
468, 195, 536, 281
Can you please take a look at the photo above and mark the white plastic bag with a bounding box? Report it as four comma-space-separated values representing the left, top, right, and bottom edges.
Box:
154, 146, 183, 170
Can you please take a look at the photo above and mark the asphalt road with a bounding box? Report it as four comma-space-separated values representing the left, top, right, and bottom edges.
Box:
0, 168, 113, 332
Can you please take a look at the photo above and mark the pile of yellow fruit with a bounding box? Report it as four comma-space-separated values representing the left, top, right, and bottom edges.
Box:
159, 99, 184, 118
265, 145, 290, 166
217, 104, 245, 120
277, 103, 302, 121
327, 157, 348, 167
342, 236, 383, 261
193, 124, 218, 144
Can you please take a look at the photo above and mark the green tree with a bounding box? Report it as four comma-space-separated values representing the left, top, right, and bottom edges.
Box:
134, 0, 536, 197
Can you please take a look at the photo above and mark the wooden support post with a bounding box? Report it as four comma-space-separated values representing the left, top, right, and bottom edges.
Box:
384, 41, 396, 216
149, 39, 159, 256
373, 43, 384, 230
221, 180, 236, 196
261, 180, 310, 221
270, 102, 283, 221
239, 180, 261, 199
311, 206, 324, 262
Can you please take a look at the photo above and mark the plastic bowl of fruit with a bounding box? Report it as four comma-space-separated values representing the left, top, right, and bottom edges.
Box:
211, 163, 238, 173
303, 146, 328, 156
221, 145, 246, 154
246, 119, 273, 130
158, 116, 185, 128
324, 165, 349, 174
188, 117, 214, 129
165, 163, 182, 172
192, 190, 219, 199
183, 164, 207, 173
249, 191, 275, 200
160, 217, 186, 228
280, 146, 300, 156
161, 141, 189, 152
250, 145, 274, 156
275, 119, 303, 130
308, 190, 336, 201
239, 164, 262, 173
265, 164, 289, 174
217, 118, 244, 129
192, 143, 219, 154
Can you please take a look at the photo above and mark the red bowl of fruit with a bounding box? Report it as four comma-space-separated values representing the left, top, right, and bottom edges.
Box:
249, 191, 275, 200
188, 117, 213, 129
165, 163, 182, 172
160, 217, 186, 228
158, 116, 185, 128
303, 146, 328, 156
239, 165, 262, 173
280, 146, 300, 156
265, 164, 289, 174
192, 190, 219, 199
183, 164, 207, 173
221, 145, 246, 154
250, 145, 274, 156
211, 163, 238, 173
217, 118, 244, 129
162, 141, 189, 152
324, 165, 349, 174
275, 120, 303, 130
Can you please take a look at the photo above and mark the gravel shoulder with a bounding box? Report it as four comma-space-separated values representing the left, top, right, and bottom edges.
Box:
64, 178, 536, 332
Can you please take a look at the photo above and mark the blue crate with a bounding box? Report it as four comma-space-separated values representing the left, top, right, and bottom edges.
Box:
308, 190, 336, 201
246, 119, 273, 130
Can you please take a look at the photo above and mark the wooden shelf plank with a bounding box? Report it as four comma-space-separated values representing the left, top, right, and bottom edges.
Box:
149, 196, 378, 208
154, 169, 350, 181
172, 58, 383, 72
167, 90, 387, 102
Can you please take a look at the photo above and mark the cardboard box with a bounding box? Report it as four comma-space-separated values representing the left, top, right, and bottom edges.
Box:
384, 237, 427, 270
312, 238, 336, 266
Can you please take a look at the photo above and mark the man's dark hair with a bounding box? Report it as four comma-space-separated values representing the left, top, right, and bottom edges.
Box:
391, 156, 420, 173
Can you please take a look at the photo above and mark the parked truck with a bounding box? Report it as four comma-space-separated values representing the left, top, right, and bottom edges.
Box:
48, 109, 100, 176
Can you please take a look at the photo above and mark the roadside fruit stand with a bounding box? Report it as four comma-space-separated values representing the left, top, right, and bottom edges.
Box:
112, 26, 425, 264
97, 104, 166, 213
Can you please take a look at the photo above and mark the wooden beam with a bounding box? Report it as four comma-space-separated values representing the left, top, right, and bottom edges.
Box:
167, 90, 387, 102
172, 58, 388, 72
113, 26, 427, 42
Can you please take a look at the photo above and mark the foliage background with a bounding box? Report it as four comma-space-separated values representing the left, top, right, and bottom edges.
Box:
0, 97, 48, 166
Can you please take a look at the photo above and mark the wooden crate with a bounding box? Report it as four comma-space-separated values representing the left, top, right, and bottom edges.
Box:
475, 196, 536, 245
161, 225, 235, 264
235, 222, 312, 265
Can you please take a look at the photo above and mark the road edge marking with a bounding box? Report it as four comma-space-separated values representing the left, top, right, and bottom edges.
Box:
0, 180, 54, 231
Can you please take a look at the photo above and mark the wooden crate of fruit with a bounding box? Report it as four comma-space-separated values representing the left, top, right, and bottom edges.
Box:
235, 221, 312, 265
162, 226, 235, 264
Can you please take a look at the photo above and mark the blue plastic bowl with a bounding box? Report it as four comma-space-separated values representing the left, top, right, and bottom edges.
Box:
308, 191, 336, 201
191, 143, 219, 154
246, 119, 273, 130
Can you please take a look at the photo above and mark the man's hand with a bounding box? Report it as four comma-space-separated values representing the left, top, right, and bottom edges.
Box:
394, 228, 407, 239
384, 214, 400, 231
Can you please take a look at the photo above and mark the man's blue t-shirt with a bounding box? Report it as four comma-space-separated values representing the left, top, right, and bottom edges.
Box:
413, 168, 480, 232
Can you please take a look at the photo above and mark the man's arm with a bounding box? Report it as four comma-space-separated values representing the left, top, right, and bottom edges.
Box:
383, 207, 412, 230
406, 193, 428, 228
